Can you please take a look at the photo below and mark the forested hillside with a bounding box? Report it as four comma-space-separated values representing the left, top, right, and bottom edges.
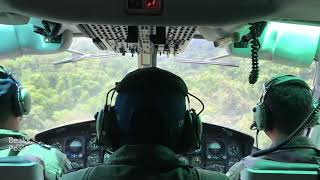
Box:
0, 38, 315, 148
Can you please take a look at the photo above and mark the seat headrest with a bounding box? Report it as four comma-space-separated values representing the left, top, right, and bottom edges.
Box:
0, 155, 45, 167
243, 157, 319, 171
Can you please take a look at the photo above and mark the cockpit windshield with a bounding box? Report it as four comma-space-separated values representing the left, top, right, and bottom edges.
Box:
0, 37, 315, 148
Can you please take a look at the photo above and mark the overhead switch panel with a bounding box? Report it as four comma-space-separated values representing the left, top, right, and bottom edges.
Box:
78, 24, 197, 55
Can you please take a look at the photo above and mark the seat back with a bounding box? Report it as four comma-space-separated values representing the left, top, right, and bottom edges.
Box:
0, 156, 45, 180
240, 158, 319, 180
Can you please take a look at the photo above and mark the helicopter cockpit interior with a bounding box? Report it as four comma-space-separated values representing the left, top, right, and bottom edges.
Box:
0, 0, 320, 179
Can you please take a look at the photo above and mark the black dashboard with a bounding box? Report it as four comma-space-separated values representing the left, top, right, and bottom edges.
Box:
35, 120, 254, 173
179, 123, 254, 173
35, 121, 102, 170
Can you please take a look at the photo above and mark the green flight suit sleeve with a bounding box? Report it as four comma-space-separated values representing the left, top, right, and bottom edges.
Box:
226, 160, 246, 180
196, 168, 231, 180
61, 167, 93, 180
19, 144, 72, 180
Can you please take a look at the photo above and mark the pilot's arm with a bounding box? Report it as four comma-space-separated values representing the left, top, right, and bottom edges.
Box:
226, 160, 246, 180
19, 144, 72, 179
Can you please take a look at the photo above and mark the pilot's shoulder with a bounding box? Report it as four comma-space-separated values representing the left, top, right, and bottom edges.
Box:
30, 141, 52, 150
61, 167, 94, 180
19, 142, 72, 174
21, 140, 53, 152
19, 141, 66, 159
196, 168, 229, 180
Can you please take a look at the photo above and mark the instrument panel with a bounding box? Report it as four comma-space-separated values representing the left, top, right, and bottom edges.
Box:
35, 121, 104, 170
178, 123, 254, 173
35, 121, 254, 173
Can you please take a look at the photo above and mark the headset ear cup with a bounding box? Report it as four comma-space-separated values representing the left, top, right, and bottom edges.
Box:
179, 109, 202, 153
11, 87, 23, 117
310, 100, 320, 126
191, 109, 202, 148
96, 106, 119, 150
20, 89, 31, 115
0, 67, 31, 116
95, 109, 105, 146
253, 104, 266, 131
105, 106, 119, 149
11, 86, 31, 117
177, 111, 192, 153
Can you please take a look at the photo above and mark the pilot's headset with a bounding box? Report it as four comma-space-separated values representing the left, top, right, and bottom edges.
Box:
0, 66, 31, 116
251, 74, 318, 131
95, 68, 204, 153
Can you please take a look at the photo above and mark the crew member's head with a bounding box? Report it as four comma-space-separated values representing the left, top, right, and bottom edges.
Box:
0, 66, 31, 130
252, 75, 314, 141
95, 67, 203, 153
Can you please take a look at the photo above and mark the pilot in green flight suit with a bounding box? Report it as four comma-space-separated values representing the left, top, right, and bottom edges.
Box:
227, 75, 320, 180
0, 66, 71, 179
62, 67, 229, 180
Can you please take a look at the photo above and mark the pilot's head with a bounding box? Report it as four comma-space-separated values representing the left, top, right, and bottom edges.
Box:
252, 75, 314, 139
0, 66, 31, 130
96, 67, 202, 153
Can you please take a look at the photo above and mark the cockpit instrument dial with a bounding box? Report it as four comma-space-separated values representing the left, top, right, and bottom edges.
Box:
194, 146, 202, 153
228, 143, 240, 157
178, 156, 189, 164
87, 137, 99, 151
191, 156, 202, 167
207, 141, 223, 155
69, 139, 82, 152
207, 164, 225, 173
71, 160, 84, 169
87, 152, 100, 167
66, 138, 83, 159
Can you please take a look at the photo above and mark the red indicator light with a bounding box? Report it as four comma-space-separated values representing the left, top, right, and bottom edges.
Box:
144, 0, 160, 9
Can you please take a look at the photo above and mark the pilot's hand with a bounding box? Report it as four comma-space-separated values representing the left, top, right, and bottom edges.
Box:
226, 160, 246, 180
